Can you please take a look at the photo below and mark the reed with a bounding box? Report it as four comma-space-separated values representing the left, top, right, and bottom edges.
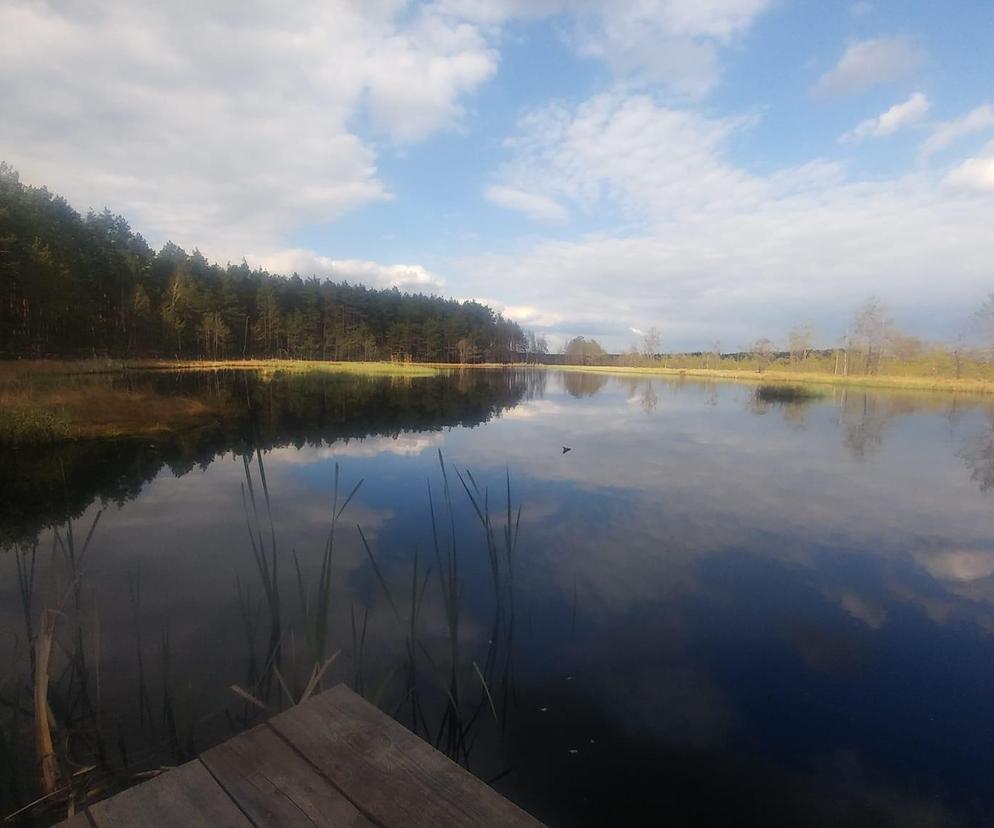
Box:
2, 454, 529, 821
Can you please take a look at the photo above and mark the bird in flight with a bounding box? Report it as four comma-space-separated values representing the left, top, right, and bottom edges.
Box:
562, 446, 572, 454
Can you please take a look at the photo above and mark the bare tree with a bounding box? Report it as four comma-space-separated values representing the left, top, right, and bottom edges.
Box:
972, 294, 994, 359
888, 331, 924, 362
640, 326, 662, 360
705, 339, 720, 369
851, 297, 892, 375
787, 323, 813, 366
951, 328, 970, 379
751, 337, 775, 373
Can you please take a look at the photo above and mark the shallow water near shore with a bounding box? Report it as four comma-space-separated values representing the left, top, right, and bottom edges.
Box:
4, 367, 994, 826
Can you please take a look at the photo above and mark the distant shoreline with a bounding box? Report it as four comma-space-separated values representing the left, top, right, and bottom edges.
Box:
4, 358, 994, 395
528, 364, 994, 395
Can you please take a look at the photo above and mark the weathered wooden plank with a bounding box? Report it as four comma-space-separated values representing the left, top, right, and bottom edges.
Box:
85, 760, 252, 828
269, 684, 544, 828
201, 721, 374, 828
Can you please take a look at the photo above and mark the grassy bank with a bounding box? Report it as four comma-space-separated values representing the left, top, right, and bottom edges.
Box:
0, 358, 439, 379
543, 364, 994, 395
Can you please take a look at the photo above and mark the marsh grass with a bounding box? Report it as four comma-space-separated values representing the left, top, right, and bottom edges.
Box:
3, 448, 527, 823
0, 402, 71, 445
236, 446, 521, 767
0, 378, 215, 445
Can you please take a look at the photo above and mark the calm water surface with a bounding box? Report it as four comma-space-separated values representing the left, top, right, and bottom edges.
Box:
4, 368, 994, 826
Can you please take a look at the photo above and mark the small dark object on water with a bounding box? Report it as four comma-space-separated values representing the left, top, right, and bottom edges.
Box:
755, 383, 822, 403
562, 446, 572, 454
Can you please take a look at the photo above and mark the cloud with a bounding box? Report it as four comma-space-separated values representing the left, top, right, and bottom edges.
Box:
268, 434, 445, 462
463, 90, 994, 349
0, 0, 498, 260
916, 549, 994, 582
839, 92, 929, 143
944, 147, 994, 192
502, 304, 564, 327
489, 92, 760, 225
438, 0, 773, 98
466, 296, 563, 327
813, 36, 924, 98
921, 104, 994, 158
571, 0, 771, 98
850, 2, 874, 17
246, 249, 446, 290
484, 185, 569, 223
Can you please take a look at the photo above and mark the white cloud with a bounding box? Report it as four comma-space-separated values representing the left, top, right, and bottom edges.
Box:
439, 0, 773, 98
502, 304, 563, 327
0, 0, 497, 259
813, 36, 924, 98
246, 249, 446, 290
268, 434, 445, 463
921, 104, 994, 158
572, 0, 771, 98
945, 147, 994, 192
484, 185, 569, 223
429, 0, 567, 26
0, 0, 774, 272
464, 90, 994, 349
916, 550, 994, 583
839, 92, 929, 143
465, 296, 562, 327
491, 92, 758, 223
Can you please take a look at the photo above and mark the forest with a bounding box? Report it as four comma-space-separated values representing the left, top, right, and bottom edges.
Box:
0, 164, 532, 362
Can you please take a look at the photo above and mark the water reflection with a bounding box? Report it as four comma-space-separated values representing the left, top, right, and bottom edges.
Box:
4, 369, 994, 826
960, 418, 994, 492
0, 369, 544, 545
562, 371, 609, 398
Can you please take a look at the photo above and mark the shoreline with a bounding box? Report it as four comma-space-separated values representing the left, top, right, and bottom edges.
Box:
4, 357, 994, 394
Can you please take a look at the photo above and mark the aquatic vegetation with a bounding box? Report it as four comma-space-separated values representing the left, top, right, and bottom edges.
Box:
1, 449, 526, 823
754, 383, 825, 403
0, 401, 71, 445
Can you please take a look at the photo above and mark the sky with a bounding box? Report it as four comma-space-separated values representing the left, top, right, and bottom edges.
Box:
2, 0, 993, 352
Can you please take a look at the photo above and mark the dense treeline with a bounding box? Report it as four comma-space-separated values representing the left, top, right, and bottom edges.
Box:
0, 164, 528, 361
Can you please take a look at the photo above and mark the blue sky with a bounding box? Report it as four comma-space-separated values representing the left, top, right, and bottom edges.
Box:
2, 0, 993, 350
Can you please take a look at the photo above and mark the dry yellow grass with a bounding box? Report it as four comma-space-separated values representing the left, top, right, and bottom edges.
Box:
0, 358, 439, 380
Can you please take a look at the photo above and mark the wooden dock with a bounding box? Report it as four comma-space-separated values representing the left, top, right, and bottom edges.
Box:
58, 684, 544, 827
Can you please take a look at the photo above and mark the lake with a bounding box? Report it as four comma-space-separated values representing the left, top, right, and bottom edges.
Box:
4, 368, 994, 826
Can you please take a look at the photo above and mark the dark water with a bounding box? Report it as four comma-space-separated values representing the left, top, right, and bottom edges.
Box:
4, 368, 994, 826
